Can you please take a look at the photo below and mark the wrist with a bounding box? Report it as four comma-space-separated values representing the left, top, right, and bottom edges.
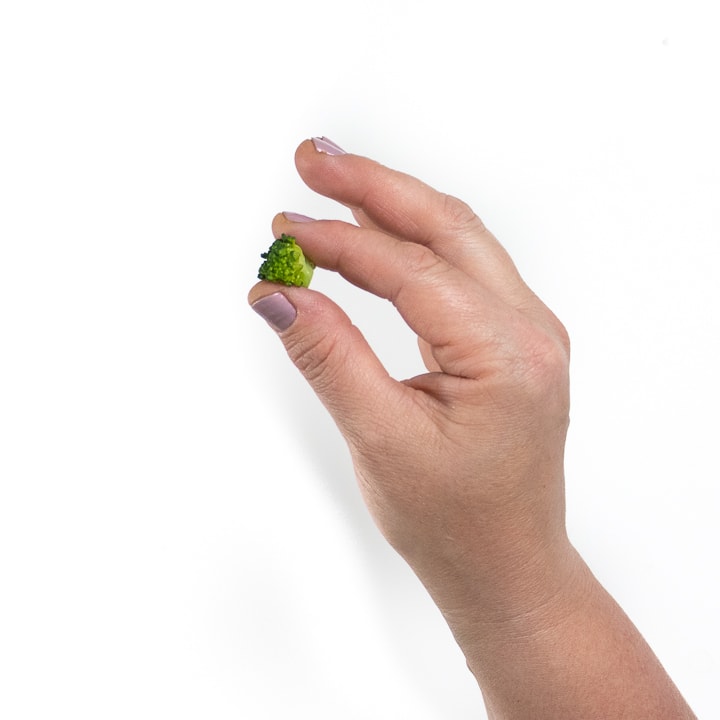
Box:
433, 537, 589, 660
442, 545, 697, 720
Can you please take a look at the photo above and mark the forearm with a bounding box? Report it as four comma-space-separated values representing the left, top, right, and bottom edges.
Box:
442, 546, 696, 720
252, 139, 696, 719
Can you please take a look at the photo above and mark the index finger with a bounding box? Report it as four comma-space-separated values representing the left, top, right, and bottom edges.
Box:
272, 213, 518, 380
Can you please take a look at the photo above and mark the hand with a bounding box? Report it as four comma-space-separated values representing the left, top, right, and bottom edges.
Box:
250, 137, 574, 618
249, 137, 696, 719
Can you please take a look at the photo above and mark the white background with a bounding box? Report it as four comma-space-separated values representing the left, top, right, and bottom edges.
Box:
1, 1, 718, 717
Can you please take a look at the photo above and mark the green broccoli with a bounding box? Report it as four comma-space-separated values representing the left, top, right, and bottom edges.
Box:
257, 234, 315, 288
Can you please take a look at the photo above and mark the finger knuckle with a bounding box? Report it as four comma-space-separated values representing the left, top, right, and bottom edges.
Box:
441, 193, 484, 234
284, 326, 346, 393
392, 243, 454, 306
510, 326, 570, 403
403, 241, 447, 276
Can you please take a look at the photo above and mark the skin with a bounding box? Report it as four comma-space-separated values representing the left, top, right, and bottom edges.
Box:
248, 139, 697, 719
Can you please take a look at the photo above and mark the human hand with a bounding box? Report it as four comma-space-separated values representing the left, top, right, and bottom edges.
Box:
249, 137, 576, 626
249, 138, 696, 719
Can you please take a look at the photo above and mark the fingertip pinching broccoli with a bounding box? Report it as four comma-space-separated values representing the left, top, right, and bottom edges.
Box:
257, 234, 315, 288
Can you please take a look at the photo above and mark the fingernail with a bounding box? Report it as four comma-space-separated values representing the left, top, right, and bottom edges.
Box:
311, 136, 346, 156
282, 211, 315, 223
252, 292, 297, 332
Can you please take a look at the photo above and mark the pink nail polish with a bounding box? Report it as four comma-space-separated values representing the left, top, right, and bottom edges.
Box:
311, 136, 346, 156
283, 212, 315, 223
252, 292, 297, 332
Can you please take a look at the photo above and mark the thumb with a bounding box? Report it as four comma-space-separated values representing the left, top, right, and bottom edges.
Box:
249, 284, 398, 441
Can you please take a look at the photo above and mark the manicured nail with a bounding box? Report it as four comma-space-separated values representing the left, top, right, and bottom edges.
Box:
311, 136, 346, 156
252, 292, 297, 332
282, 212, 315, 223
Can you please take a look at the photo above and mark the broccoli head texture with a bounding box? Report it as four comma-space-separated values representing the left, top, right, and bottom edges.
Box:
257, 234, 315, 288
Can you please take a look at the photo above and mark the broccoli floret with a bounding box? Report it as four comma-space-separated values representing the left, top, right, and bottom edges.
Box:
257, 234, 315, 288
